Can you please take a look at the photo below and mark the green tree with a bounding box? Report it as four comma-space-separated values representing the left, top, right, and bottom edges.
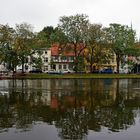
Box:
85, 24, 111, 73
105, 23, 136, 73
36, 26, 68, 51
14, 22, 35, 73
50, 27, 68, 48
58, 14, 89, 72
0, 24, 19, 71
30, 50, 44, 70
36, 26, 55, 48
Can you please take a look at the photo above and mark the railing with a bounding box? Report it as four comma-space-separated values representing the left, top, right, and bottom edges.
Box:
52, 59, 74, 62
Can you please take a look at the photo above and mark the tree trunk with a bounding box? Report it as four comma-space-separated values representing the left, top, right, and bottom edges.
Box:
90, 48, 94, 73
90, 63, 92, 73
21, 57, 24, 73
74, 58, 78, 73
74, 44, 78, 73
116, 54, 120, 74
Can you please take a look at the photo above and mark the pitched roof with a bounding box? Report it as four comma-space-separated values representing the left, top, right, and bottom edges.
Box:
51, 43, 85, 56
51, 44, 59, 56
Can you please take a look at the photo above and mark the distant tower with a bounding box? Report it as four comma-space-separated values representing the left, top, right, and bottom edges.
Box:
130, 21, 133, 33
130, 21, 133, 29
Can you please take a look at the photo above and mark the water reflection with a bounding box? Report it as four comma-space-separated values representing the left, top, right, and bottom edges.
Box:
0, 79, 140, 140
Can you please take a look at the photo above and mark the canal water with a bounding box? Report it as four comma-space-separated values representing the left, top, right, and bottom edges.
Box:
0, 79, 140, 140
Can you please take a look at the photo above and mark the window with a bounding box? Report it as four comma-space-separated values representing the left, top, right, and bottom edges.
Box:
25, 58, 28, 63
44, 57, 48, 62
25, 65, 28, 70
52, 56, 58, 61
61, 56, 69, 62
44, 66, 48, 71
111, 54, 115, 63
69, 56, 74, 61
63, 64, 67, 70
69, 64, 73, 70
59, 65, 62, 70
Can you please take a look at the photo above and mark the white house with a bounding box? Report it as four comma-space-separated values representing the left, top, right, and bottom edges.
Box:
16, 48, 52, 72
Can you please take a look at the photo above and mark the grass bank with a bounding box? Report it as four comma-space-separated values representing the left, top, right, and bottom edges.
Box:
8, 73, 140, 79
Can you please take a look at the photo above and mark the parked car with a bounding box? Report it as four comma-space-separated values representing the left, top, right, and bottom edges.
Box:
61, 70, 75, 74
29, 69, 42, 73
92, 70, 100, 73
47, 70, 61, 74
47, 69, 75, 74
100, 68, 113, 74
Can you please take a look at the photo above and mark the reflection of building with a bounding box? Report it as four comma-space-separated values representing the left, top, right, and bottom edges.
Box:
1, 79, 140, 108
0, 90, 9, 97
51, 95, 58, 109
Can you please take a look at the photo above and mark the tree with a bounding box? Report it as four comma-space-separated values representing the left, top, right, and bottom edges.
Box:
29, 50, 44, 70
36, 26, 68, 52
14, 22, 35, 73
0, 24, 18, 71
50, 27, 68, 47
105, 23, 136, 73
85, 24, 111, 73
58, 14, 89, 72
36, 26, 55, 48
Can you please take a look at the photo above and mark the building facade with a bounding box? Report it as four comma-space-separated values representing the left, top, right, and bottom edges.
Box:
3, 44, 135, 73
50, 44, 75, 73
16, 48, 51, 72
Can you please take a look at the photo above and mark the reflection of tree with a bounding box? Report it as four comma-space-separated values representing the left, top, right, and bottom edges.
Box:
0, 95, 14, 132
88, 107, 135, 132
56, 108, 88, 140
0, 79, 140, 136
54, 80, 89, 139
87, 79, 116, 110
87, 79, 136, 132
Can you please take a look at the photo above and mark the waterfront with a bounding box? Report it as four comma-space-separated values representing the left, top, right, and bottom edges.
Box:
0, 79, 140, 140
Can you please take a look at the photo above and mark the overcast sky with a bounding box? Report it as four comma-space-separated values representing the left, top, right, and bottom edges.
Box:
0, 0, 140, 37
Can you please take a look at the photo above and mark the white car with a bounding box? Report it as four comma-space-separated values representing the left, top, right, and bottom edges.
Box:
61, 70, 74, 74
47, 70, 60, 74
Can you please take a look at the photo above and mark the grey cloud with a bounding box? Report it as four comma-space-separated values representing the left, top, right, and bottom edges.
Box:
0, 0, 140, 36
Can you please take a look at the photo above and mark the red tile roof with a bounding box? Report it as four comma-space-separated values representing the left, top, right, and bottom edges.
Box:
51, 96, 58, 109
51, 44, 59, 56
51, 43, 85, 56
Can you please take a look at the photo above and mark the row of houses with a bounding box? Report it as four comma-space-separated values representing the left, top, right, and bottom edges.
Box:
20, 44, 119, 73
1, 43, 139, 73
0, 44, 76, 73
